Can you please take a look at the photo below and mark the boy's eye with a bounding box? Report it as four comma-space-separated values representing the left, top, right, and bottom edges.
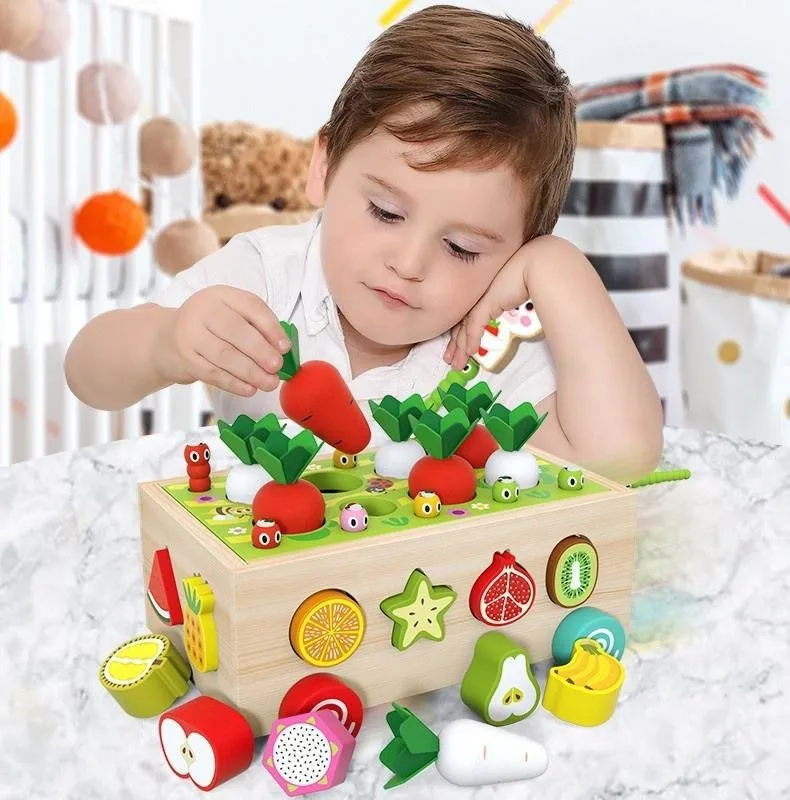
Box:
368, 200, 479, 263
368, 201, 402, 223
447, 240, 479, 263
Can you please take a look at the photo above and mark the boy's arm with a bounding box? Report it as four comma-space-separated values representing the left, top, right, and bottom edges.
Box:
522, 236, 664, 483
64, 303, 178, 411
64, 233, 279, 412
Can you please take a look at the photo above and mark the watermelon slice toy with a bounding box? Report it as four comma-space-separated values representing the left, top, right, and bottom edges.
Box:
147, 548, 183, 626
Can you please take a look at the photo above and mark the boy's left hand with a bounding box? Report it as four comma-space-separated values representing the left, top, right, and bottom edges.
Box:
444, 236, 545, 370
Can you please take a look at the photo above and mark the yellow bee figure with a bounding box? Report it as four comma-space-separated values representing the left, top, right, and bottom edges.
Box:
333, 450, 357, 469
414, 490, 441, 518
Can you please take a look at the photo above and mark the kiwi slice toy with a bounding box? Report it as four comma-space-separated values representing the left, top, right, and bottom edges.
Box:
546, 535, 599, 608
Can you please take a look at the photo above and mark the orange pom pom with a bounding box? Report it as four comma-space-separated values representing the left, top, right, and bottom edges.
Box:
74, 191, 148, 256
0, 91, 18, 151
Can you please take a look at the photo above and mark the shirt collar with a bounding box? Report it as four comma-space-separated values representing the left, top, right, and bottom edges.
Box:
300, 211, 333, 336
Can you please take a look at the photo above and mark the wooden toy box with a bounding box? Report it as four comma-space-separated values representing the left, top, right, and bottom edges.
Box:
139, 444, 637, 738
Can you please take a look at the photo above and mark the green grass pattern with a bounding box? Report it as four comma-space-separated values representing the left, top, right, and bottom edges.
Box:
161, 450, 610, 564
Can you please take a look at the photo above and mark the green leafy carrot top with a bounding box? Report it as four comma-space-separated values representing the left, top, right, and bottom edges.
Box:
438, 380, 500, 423
277, 320, 300, 380
217, 413, 284, 465
479, 401, 547, 452
369, 394, 426, 443
408, 408, 476, 460
251, 428, 321, 484
379, 703, 440, 789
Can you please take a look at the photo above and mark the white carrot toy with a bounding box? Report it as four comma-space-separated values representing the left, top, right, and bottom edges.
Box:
379, 703, 548, 789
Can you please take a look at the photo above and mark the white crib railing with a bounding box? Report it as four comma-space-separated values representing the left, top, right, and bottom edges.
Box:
0, 0, 210, 466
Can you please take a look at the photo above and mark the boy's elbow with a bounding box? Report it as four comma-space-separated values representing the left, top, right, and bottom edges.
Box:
627, 423, 664, 483
575, 398, 664, 485
597, 412, 665, 486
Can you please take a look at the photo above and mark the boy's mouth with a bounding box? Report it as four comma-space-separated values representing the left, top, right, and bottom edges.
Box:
368, 285, 412, 308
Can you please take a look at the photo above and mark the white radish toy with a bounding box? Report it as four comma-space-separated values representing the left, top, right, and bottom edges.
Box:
379, 703, 548, 789
479, 400, 547, 489
217, 413, 283, 503
368, 395, 427, 479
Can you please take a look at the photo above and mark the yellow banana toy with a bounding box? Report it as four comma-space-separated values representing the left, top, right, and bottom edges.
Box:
542, 638, 625, 726
554, 642, 597, 684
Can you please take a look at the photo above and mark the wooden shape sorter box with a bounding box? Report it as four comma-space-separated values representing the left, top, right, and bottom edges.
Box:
139, 445, 637, 738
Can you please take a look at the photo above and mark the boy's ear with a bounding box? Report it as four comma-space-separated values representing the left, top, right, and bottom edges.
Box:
306, 134, 329, 206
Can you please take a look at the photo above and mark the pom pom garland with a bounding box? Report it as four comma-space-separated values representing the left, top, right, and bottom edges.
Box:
0, 2, 207, 274
0, 91, 17, 151
74, 191, 148, 256
77, 61, 142, 125
139, 116, 197, 177
0, 0, 42, 53
10, 0, 71, 61
154, 218, 220, 276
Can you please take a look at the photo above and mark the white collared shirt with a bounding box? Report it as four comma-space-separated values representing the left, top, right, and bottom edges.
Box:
151, 213, 557, 424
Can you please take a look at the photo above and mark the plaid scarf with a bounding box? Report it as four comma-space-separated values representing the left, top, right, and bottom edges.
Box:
574, 64, 771, 227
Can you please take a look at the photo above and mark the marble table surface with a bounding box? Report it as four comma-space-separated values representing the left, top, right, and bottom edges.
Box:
1, 424, 788, 800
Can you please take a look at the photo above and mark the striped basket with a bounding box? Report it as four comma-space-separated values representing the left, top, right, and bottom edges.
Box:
554, 121, 678, 424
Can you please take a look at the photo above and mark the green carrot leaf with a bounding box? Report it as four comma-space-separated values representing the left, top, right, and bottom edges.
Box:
217, 414, 256, 464
251, 428, 321, 483
385, 703, 411, 737
409, 408, 475, 458
251, 437, 287, 484
380, 703, 439, 789
252, 412, 286, 438
438, 381, 501, 422
440, 408, 477, 456
369, 394, 426, 442
281, 429, 322, 481
369, 397, 402, 443
480, 401, 547, 451
400, 392, 427, 421
277, 320, 301, 380
408, 411, 444, 459
509, 401, 548, 449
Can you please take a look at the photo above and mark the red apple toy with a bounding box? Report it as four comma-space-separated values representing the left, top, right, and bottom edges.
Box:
159, 695, 255, 791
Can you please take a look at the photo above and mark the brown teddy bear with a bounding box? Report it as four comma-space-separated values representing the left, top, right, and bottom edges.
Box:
201, 122, 317, 243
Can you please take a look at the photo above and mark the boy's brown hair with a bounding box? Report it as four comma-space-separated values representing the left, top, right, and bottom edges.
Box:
319, 4, 577, 240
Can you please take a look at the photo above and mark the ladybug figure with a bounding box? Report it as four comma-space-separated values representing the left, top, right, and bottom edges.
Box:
251, 519, 282, 549
184, 441, 211, 493
339, 502, 368, 532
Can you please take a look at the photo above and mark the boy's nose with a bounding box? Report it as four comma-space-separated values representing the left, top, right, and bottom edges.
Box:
387, 241, 427, 281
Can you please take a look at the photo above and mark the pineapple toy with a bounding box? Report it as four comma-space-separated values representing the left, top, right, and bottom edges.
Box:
181, 575, 218, 672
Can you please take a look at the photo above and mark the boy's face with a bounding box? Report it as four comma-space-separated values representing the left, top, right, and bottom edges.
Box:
306, 121, 529, 348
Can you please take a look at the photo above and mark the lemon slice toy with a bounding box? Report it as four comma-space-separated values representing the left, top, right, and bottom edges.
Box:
289, 589, 365, 668
99, 633, 191, 717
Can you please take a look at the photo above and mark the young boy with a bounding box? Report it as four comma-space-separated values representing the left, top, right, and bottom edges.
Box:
64, 5, 663, 484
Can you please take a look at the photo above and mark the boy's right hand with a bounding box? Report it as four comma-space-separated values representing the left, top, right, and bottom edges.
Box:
153, 286, 291, 396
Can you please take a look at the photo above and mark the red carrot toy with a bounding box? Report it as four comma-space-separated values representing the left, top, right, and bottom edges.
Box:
407, 408, 478, 505
277, 321, 371, 454
437, 381, 500, 469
